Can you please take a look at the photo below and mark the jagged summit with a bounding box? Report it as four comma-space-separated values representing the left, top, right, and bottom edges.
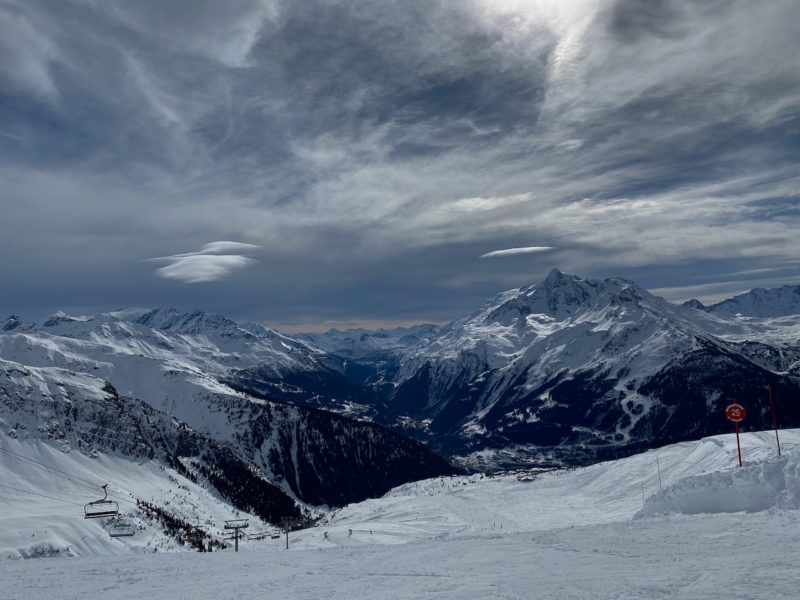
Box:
479, 269, 647, 325
2, 315, 20, 331
540, 267, 568, 284
682, 299, 706, 310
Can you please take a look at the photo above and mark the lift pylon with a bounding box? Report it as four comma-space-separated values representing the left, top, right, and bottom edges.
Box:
223, 519, 249, 552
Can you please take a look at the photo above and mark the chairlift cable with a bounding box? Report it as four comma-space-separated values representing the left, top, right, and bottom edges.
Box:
0, 446, 103, 488
0, 446, 135, 504
0, 482, 85, 507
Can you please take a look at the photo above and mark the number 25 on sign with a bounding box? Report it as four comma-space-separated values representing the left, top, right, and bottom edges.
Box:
725, 401, 746, 467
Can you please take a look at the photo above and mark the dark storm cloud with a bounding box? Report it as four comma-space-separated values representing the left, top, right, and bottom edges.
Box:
608, 0, 688, 42
1, 0, 799, 328
248, 2, 553, 135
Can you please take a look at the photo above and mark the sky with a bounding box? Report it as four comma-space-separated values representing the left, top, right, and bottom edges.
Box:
1, 0, 798, 332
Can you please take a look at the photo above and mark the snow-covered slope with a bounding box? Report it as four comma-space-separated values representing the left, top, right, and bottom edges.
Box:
0, 309, 458, 510
0, 357, 303, 521
285, 428, 799, 550
390, 270, 800, 465
6, 508, 799, 599
4, 426, 798, 600
0, 430, 277, 559
700, 284, 800, 318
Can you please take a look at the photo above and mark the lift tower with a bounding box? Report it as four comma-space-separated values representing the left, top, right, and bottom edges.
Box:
224, 519, 249, 552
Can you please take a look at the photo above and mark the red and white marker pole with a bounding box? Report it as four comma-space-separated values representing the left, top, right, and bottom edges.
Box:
725, 401, 746, 467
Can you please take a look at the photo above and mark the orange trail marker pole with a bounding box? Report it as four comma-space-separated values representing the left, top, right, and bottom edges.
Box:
767, 384, 781, 457
734, 422, 742, 467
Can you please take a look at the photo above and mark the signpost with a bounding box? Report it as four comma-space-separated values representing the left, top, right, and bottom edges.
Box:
725, 401, 746, 467
280, 517, 295, 550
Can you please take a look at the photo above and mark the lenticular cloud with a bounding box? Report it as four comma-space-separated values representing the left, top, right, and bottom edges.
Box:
149, 241, 260, 283
480, 246, 553, 258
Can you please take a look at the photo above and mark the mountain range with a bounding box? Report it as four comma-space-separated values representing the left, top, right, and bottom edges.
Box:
383, 270, 800, 467
235, 270, 800, 467
3, 270, 800, 513
0, 307, 456, 525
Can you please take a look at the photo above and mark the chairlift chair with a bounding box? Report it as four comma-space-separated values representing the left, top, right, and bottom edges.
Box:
223, 519, 249, 530
109, 520, 135, 538
84, 484, 119, 519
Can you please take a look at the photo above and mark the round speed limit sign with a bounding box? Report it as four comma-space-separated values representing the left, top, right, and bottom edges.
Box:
725, 403, 746, 423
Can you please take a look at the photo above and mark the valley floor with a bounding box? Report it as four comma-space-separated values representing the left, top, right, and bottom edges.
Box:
2, 429, 799, 599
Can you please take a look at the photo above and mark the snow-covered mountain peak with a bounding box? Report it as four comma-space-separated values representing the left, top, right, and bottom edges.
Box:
2, 315, 21, 331
100, 307, 153, 320
418, 272, 693, 373
479, 270, 648, 326
526, 269, 600, 316
682, 299, 706, 310
42, 311, 91, 328
704, 284, 800, 317
390, 269, 800, 458
135, 308, 253, 338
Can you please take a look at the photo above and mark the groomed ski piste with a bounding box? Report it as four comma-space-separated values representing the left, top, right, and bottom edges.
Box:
2, 429, 800, 599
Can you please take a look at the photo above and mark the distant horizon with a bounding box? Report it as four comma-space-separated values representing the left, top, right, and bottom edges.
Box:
5, 270, 799, 334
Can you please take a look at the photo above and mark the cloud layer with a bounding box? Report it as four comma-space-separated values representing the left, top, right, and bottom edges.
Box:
0, 0, 798, 326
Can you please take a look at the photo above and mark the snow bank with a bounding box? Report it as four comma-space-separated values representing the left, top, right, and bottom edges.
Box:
277, 429, 798, 552
637, 454, 800, 517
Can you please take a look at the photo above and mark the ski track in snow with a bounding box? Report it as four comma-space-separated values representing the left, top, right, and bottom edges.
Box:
2, 429, 800, 599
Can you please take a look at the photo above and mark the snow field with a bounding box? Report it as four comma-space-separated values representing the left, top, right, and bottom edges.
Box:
2, 511, 799, 599
2, 428, 799, 599
279, 428, 797, 551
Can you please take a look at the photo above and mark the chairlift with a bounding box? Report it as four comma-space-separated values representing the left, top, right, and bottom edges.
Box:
84, 484, 119, 519
223, 519, 249, 530
109, 520, 135, 538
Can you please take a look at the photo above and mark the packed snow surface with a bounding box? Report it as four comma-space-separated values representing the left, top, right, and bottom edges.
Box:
2, 429, 799, 598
